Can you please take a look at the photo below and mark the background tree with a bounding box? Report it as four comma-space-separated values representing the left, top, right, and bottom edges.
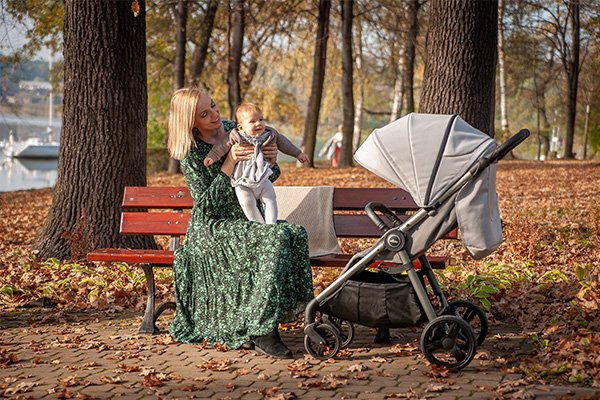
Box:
33, 0, 154, 259
227, 0, 245, 118
338, 0, 354, 167
420, 0, 498, 136
187, 0, 219, 86
167, 0, 189, 174
300, 0, 331, 167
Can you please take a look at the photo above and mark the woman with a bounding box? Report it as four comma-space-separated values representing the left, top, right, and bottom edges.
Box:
167, 87, 313, 359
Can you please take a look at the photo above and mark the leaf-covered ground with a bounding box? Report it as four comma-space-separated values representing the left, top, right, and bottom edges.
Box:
0, 160, 598, 387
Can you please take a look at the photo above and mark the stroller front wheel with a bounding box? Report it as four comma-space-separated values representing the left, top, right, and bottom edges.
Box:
304, 324, 341, 360
420, 315, 477, 371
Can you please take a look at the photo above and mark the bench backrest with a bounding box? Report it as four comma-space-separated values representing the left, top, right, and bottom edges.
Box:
120, 186, 458, 239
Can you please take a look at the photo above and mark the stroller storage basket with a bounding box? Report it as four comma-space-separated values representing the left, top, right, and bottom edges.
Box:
320, 271, 425, 328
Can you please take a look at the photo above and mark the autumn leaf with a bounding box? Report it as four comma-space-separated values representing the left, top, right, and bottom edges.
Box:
196, 358, 233, 371
142, 373, 163, 387
131, 0, 140, 17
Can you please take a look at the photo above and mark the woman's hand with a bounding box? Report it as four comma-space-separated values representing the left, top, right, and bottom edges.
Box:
221, 143, 253, 176
263, 143, 278, 166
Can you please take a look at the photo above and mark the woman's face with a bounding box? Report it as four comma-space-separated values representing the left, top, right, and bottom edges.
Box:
194, 93, 221, 132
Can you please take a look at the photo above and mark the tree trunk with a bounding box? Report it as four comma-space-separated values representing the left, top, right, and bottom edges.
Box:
498, 0, 509, 137
168, 0, 188, 174
187, 0, 219, 86
582, 103, 590, 160
300, 0, 331, 168
338, 0, 354, 167
389, 40, 405, 122
227, 0, 245, 119
353, 17, 364, 152
419, 0, 498, 137
404, 0, 419, 114
33, 0, 154, 260
563, 1, 580, 159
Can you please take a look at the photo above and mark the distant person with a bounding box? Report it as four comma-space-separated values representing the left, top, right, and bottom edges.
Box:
318, 124, 343, 167
204, 103, 309, 224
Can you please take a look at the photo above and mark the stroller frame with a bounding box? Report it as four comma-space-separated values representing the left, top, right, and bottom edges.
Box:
304, 129, 530, 370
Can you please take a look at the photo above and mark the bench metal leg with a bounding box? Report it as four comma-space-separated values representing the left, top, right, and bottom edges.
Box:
139, 264, 177, 334
139, 264, 158, 334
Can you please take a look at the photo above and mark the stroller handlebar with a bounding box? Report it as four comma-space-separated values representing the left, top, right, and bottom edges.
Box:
469, 129, 531, 176
488, 129, 531, 163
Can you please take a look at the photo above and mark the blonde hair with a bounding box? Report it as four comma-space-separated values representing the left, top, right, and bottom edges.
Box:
167, 87, 205, 160
235, 103, 262, 124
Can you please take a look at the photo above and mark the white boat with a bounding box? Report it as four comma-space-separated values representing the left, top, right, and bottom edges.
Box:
3, 137, 60, 159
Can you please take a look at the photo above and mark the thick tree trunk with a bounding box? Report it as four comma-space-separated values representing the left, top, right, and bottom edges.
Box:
300, 0, 331, 168
33, 0, 154, 260
563, 1, 579, 159
419, 0, 498, 137
168, 0, 188, 174
338, 0, 354, 167
187, 0, 219, 86
404, 0, 419, 114
227, 0, 245, 119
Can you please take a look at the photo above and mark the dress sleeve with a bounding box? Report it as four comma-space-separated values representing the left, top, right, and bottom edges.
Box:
269, 163, 281, 182
182, 150, 236, 221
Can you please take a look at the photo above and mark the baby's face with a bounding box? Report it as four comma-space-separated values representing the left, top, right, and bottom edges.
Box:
238, 111, 266, 137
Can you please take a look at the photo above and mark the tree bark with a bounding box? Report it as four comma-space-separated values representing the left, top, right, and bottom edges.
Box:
563, 1, 579, 159
33, 0, 154, 260
404, 0, 419, 114
498, 0, 509, 137
300, 0, 331, 168
187, 0, 219, 86
338, 0, 354, 167
419, 0, 498, 137
227, 0, 245, 119
168, 0, 188, 174
353, 17, 364, 152
389, 40, 406, 122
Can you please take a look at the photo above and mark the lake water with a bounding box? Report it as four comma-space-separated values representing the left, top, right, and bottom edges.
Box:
0, 153, 58, 192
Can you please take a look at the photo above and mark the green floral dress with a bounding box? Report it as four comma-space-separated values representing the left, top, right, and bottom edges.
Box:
169, 120, 314, 349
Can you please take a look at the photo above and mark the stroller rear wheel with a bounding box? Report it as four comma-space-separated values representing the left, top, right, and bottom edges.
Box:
304, 324, 341, 360
323, 315, 354, 349
420, 315, 477, 371
447, 300, 488, 346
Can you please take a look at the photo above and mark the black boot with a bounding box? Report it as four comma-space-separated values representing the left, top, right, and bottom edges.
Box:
374, 327, 391, 344
253, 329, 293, 359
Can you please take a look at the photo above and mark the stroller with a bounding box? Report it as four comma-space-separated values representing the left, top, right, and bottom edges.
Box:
303, 113, 529, 370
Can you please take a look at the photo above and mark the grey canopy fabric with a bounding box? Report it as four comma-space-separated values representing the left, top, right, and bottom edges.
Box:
354, 113, 502, 260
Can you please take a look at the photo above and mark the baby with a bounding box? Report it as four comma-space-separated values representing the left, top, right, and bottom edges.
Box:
204, 103, 309, 224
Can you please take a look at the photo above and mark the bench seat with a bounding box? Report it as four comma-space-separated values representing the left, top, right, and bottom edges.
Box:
88, 248, 450, 269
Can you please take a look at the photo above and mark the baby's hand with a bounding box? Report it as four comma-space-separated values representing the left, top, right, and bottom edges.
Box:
297, 152, 310, 164
204, 157, 215, 167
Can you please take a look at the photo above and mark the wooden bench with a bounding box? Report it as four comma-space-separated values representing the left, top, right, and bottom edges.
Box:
87, 186, 457, 334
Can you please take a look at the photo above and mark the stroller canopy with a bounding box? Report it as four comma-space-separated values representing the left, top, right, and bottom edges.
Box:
354, 113, 502, 260
354, 113, 496, 208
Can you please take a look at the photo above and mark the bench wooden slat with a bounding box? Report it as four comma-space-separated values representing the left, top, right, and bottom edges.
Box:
121, 212, 190, 235
333, 215, 458, 239
121, 212, 458, 239
123, 186, 192, 209
88, 249, 448, 270
332, 188, 419, 211
122, 187, 421, 212
87, 248, 175, 265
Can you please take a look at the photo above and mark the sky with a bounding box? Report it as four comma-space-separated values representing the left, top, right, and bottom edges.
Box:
0, 8, 53, 61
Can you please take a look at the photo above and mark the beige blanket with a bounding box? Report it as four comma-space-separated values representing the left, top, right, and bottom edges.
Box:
274, 186, 342, 257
